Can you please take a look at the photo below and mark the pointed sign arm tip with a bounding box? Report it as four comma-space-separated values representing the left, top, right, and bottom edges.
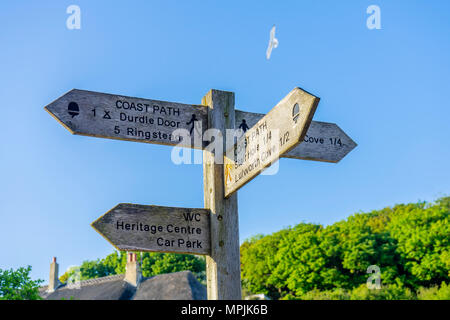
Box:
90, 204, 126, 252
44, 105, 77, 135
293, 86, 321, 100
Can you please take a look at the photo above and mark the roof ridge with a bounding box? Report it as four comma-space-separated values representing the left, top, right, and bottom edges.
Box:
40, 271, 195, 291
40, 273, 126, 291
65, 273, 125, 288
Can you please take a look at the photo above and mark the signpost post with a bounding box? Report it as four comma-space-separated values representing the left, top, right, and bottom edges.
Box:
202, 90, 241, 300
46, 86, 356, 300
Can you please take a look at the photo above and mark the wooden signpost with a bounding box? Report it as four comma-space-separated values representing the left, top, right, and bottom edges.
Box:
45, 86, 356, 300
224, 87, 319, 197
45, 89, 207, 148
91, 204, 210, 255
44, 88, 356, 163
235, 111, 357, 163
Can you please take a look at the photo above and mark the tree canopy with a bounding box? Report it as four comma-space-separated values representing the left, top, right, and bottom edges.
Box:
240, 196, 449, 300
0, 266, 43, 300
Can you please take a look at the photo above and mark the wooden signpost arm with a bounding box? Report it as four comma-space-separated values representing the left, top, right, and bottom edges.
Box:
202, 90, 241, 300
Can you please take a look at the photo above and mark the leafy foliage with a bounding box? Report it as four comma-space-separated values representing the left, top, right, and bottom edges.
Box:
0, 266, 43, 300
417, 282, 450, 300
240, 196, 449, 300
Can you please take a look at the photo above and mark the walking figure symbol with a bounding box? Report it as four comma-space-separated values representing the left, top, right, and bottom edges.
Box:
239, 119, 249, 132
186, 114, 199, 135
225, 164, 233, 186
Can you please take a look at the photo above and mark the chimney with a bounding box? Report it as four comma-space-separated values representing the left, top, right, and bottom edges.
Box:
124, 252, 141, 286
48, 257, 59, 292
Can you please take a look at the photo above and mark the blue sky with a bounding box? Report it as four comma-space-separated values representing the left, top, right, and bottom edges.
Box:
0, 1, 449, 283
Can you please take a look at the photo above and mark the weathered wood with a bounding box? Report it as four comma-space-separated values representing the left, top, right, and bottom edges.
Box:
91, 204, 210, 255
202, 90, 241, 300
44, 89, 356, 162
45, 89, 208, 148
224, 87, 320, 197
235, 110, 357, 163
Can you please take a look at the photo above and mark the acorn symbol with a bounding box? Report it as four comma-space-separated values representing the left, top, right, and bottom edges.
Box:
68, 102, 80, 118
292, 103, 300, 123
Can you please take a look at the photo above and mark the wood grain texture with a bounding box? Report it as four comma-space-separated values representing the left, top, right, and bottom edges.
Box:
202, 90, 241, 300
224, 87, 320, 197
91, 204, 210, 255
45, 89, 207, 148
44, 89, 356, 162
235, 110, 357, 163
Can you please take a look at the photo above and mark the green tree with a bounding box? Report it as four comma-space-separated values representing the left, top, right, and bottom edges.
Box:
388, 201, 449, 287
417, 282, 450, 300
240, 231, 289, 299
140, 252, 205, 278
240, 196, 450, 300
0, 266, 43, 300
